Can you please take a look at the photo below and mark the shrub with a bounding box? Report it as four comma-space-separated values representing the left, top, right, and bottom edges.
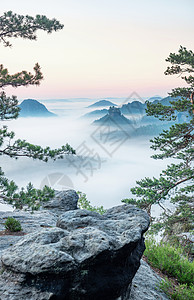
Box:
160, 279, 194, 300
77, 191, 106, 215
4, 217, 22, 232
144, 239, 194, 299
144, 239, 194, 286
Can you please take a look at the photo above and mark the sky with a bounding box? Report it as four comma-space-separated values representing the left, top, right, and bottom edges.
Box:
1, 0, 194, 100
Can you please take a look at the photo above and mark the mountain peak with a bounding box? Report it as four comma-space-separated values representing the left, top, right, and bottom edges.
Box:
19, 99, 56, 117
93, 106, 133, 127
88, 100, 117, 108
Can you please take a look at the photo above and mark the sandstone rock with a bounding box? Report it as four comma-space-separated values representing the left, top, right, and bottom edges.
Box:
0, 211, 57, 255
0, 261, 170, 300
42, 190, 78, 215
130, 260, 170, 300
0, 204, 149, 300
0, 190, 78, 255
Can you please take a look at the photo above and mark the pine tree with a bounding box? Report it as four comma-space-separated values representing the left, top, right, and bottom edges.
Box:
0, 11, 75, 210
123, 46, 194, 251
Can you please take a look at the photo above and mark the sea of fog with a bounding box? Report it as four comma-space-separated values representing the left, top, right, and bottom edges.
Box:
1, 99, 172, 214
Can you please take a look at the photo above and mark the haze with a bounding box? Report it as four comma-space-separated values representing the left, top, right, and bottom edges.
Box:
1, 99, 171, 211
0, 1, 193, 212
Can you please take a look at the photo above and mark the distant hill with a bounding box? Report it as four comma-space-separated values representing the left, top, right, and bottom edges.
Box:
148, 96, 162, 102
140, 97, 188, 125
140, 115, 162, 125
82, 109, 108, 119
19, 99, 56, 117
131, 123, 172, 137
120, 97, 175, 117
152, 96, 172, 105
93, 107, 133, 127
40, 99, 71, 103
91, 96, 188, 140
88, 100, 117, 108
120, 101, 146, 115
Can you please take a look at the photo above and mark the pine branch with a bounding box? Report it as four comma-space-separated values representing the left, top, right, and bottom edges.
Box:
0, 11, 64, 47
0, 64, 43, 88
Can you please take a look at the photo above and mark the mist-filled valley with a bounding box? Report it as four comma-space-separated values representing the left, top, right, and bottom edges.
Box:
0, 3, 193, 299
1, 97, 173, 213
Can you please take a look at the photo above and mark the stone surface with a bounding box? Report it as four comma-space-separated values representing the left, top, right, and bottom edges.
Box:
0, 261, 170, 300
130, 260, 170, 300
0, 210, 57, 255
0, 190, 78, 255
0, 204, 149, 300
42, 190, 78, 215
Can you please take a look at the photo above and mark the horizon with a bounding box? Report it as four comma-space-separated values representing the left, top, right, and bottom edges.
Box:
17, 94, 166, 105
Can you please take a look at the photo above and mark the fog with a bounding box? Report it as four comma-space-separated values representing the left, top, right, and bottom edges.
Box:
1, 99, 171, 212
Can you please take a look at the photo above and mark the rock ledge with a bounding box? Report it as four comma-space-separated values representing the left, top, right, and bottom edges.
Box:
0, 203, 149, 300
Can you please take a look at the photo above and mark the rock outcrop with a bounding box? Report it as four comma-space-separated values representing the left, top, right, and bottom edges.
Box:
0, 190, 78, 256
0, 197, 150, 300
0, 210, 57, 256
130, 260, 169, 300
42, 190, 79, 215
93, 107, 133, 128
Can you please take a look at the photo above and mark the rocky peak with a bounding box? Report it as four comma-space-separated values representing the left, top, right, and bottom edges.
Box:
108, 106, 121, 117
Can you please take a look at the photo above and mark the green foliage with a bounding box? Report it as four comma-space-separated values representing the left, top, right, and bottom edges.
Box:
145, 239, 194, 299
0, 92, 20, 120
0, 11, 64, 47
77, 191, 106, 215
0, 63, 43, 89
4, 217, 22, 232
144, 239, 194, 286
123, 162, 193, 215
0, 11, 75, 210
123, 47, 194, 252
2, 182, 55, 211
165, 46, 194, 87
0, 125, 75, 161
159, 279, 194, 300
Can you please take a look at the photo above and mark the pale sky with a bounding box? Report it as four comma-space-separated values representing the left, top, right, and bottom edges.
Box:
1, 0, 194, 99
